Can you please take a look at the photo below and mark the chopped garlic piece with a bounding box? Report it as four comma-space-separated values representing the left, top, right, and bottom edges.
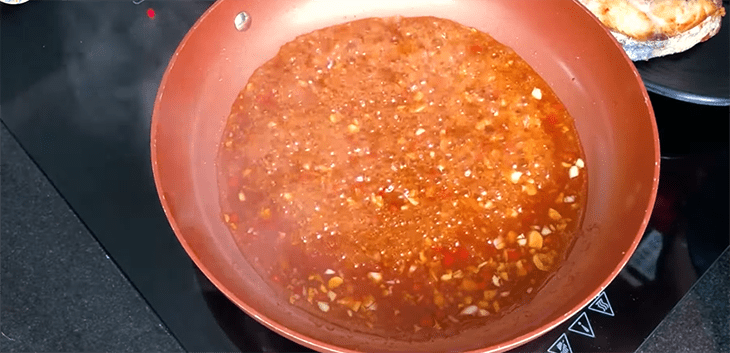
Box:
548, 208, 562, 220
510, 171, 522, 183
317, 301, 330, 312
531, 88, 542, 100
328, 276, 343, 289
492, 274, 501, 287
528, 230, 543, 249
460, 305, 478, 316
493, 236, 506, 250
569, 165, 579, 179
367, 272, 383, 283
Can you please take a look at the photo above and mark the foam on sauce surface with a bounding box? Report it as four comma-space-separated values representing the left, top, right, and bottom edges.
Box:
217, 16, 586, 337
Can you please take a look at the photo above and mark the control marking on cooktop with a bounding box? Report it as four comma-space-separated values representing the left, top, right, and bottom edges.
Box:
547, 333, 573, 353
567, 312, 595, 338
588, 291, 614, 316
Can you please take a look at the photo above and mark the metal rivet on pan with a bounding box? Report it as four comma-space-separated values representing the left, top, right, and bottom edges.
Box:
234, 11, 251, 31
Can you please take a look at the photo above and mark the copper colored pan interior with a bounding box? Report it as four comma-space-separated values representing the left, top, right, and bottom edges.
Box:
150, 0, 660, 351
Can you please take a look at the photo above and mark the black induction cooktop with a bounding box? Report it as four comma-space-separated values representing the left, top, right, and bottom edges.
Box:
1, 2, 728, 352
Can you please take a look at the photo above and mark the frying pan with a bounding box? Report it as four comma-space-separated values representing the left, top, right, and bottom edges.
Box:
150, 0, 660, 351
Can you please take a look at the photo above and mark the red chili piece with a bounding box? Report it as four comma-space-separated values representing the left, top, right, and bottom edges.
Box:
506, 249, 521, 261
442, 252, 455, 267
544, 113, 558, 125
455, 247, 470, 261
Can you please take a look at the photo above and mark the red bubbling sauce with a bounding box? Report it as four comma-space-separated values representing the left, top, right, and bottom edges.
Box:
217, 16, 587, 338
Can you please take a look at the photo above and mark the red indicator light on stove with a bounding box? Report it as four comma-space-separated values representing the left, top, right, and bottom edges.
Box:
147, 8, 156, 19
